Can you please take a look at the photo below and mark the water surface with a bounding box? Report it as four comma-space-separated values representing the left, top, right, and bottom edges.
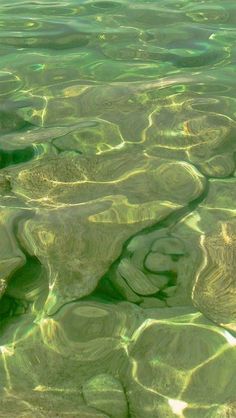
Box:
0, 1, 236, 417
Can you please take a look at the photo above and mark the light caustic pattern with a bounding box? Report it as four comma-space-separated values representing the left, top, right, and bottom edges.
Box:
0, 0, 236, 417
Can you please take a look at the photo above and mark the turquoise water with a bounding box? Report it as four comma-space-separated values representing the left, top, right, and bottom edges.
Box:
0, 1, 236, 417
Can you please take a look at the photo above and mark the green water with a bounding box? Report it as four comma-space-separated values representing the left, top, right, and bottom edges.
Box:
0, 0, 236, 416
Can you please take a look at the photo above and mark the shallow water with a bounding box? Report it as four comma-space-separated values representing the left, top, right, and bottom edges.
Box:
0, 0, 236, 417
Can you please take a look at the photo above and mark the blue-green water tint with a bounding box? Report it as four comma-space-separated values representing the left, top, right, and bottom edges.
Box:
0, 0, 236, 416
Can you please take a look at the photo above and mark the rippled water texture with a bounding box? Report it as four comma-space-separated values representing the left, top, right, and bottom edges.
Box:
1, 0, 236, 416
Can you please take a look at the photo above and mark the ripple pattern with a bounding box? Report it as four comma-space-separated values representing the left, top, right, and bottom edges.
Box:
0, 0, 236, 417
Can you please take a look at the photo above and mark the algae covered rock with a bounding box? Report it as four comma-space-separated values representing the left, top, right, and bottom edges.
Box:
189, 177, 236, 331
83, 374, 128, 418
192, 218, 236, 332
10, 152, 206, 313
145, 93, 236, 178
7, 152, 206, 207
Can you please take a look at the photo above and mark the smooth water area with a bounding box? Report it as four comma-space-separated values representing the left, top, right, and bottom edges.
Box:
0, 0, 236, 417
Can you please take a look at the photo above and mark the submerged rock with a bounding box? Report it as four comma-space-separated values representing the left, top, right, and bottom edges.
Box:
192, 219, 236, 331
82, 374, 128, 418
4, 151, 205, 313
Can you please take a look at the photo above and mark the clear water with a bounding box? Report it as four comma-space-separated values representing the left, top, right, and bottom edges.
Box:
0, 1, 236, 417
